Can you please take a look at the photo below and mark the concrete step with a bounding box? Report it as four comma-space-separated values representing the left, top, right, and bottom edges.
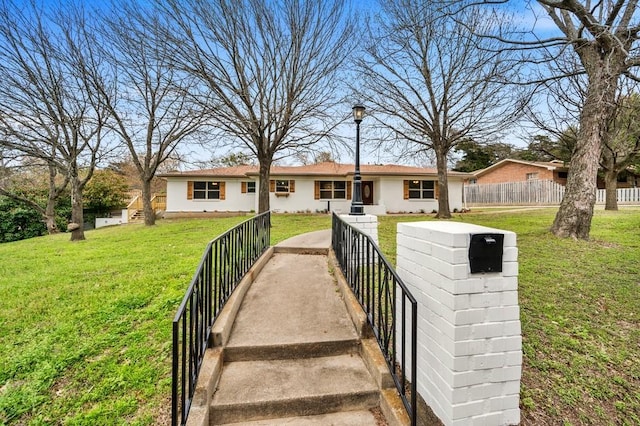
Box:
220, 409, 381, 425
210, 354, 380, 425
223, 338, 361, 362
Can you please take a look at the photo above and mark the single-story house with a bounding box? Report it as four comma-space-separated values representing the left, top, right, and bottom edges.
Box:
469, 158, 639, 188
160, 162, 471, 216
469, 159, 569, 186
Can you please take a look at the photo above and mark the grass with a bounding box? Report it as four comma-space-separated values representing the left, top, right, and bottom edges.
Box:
0, 209, 638, 425
0, 214, 331, 425
379, 208, 640, 425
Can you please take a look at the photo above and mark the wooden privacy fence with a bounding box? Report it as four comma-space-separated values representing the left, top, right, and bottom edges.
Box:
465, 180, 565, 205
465, 180, 640, 205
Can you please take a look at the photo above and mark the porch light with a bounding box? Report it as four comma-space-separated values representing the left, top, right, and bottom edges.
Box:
352, 104, 365, 124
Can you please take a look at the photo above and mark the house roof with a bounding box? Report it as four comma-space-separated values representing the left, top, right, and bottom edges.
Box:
472, 159, 569, 177
160, 162, 471, 178
160, 165, 257, 178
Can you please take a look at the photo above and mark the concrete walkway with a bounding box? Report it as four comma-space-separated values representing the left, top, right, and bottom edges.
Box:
187, 230, 409, 426
272, 229, 332, 253
223, 252, 360, 360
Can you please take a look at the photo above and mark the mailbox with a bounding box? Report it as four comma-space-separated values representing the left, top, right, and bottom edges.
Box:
469, 233, 504, 273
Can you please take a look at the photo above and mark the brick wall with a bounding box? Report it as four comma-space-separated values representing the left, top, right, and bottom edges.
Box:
477, 163, 554, 184
396, 221, 521, 426
339, 214, 378, 246
553, 170, 568, 186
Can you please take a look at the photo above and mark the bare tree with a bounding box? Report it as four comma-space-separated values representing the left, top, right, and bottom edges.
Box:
0, 1, 112, 241
159, 0, 356, 212
0, 7, 69, 235
601, 93, 640, 209
87, 2, 209, 225
314, 151, 336, 164
474, 0, 640, 238
523, 40, 640, 211
356, 0, 526, 218
191, 152, 257, 170
538, 0, 640, 237
523, 47, 585, 148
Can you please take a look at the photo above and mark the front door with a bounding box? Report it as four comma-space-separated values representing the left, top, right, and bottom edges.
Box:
362, 181, 374, 205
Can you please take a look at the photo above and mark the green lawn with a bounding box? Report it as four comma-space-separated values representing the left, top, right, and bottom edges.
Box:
0, 209, 638, 425
379, 208, 640, 425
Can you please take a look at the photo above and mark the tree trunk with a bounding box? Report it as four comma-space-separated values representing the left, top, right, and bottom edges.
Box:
604, 169, 618, 211
435, 147, 451, 219
550, 111, 602, 239
44, 197, 58, 234
551, 51, 617, 239
69, 174, 85, 241
141, 178, 156, 226
601, 143, 623, 211
257, 160, 271, 213
44, 165, 60, 234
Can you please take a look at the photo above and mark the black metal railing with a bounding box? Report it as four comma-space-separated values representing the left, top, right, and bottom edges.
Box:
171, 211, 271, 426
331, 213, 418, 426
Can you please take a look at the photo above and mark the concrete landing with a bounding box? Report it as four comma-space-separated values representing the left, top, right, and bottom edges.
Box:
225, 253, 359, 361
210, 250, 382, 425
274, 229, 331, 253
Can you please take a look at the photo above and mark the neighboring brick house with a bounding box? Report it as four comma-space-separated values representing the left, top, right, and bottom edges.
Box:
470, 159, 569, 186
469, 158, 640, 188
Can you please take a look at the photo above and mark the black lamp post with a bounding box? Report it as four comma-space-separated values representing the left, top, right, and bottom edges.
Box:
350, 104, 365, 215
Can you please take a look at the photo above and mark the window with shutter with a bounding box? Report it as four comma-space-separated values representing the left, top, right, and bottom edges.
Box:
274, 180, 290, 193
405, 180, 436, 199
190, 181, 224, 200
315, 181, 348, 199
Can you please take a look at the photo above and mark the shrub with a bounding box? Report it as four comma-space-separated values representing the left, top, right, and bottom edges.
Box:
0, 197, 46, 243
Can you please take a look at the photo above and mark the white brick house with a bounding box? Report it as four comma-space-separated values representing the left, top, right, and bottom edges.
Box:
160, 162, 470, 215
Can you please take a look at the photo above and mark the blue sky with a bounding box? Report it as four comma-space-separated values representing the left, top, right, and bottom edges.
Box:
4, 0, 568, 168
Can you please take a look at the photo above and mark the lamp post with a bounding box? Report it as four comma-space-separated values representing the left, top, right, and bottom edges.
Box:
350, 104, 365, 215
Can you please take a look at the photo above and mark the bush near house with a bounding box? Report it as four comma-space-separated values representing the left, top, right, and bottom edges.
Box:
83, 170, 130, 217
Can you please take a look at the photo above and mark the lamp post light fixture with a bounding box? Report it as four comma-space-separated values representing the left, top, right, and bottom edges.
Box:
350, 104, 366, 215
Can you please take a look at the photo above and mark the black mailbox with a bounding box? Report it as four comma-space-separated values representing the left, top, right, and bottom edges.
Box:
469, 233, 504, 273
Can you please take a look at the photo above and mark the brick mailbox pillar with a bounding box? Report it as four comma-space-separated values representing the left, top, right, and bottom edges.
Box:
339, 214, 379, 246
396, 221, 521, 426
